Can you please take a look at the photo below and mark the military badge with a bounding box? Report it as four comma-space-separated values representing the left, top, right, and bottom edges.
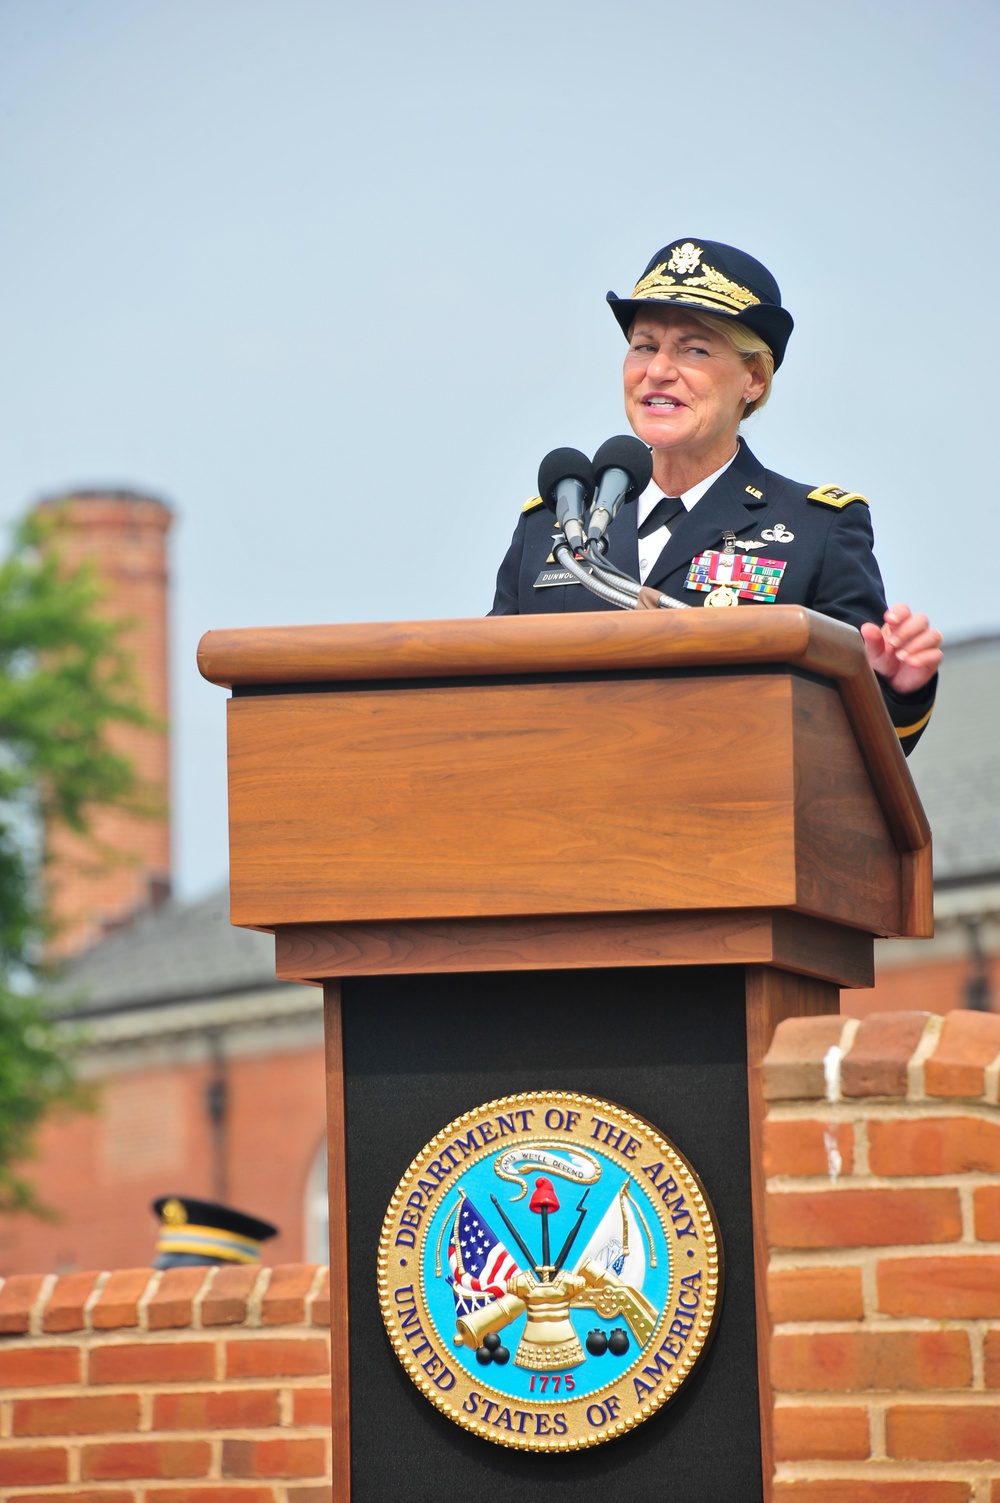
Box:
685, 549, 787, 606
378, 1091, 721, 1452
666, 241, 702, 275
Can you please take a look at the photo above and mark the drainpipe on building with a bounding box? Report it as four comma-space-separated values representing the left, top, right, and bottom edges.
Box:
963, 915, 993, 1011
205, 1027, 229, 1200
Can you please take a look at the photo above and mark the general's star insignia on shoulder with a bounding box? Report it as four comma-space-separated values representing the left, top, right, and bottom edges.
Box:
807, 484, 869, 509
522, 495, 545, 513
379, 1091, 721, 1452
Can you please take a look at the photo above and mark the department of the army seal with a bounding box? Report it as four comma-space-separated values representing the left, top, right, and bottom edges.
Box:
378, 1091, 722, 1452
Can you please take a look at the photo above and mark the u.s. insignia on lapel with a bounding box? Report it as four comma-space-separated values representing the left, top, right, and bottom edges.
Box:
685, 550, 787, 606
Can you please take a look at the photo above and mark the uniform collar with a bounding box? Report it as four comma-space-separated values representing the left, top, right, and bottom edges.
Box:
636, 448, 740, 528
643, 439, 770, 590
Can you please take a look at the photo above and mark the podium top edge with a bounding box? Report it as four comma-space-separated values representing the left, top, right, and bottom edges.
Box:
196, 607, 930, 862
197, 606, 861, 690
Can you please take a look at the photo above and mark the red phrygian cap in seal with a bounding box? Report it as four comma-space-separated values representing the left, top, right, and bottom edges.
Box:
529, 1177, 560, 1214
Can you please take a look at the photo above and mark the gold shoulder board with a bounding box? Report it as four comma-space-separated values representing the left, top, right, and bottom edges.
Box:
807, 484, 869, 509
521, 494, 545, 513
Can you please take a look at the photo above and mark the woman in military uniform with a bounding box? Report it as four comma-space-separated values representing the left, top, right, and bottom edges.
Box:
490, 238, 941, 754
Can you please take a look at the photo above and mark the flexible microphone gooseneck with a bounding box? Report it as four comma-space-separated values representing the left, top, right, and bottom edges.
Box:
533, 441, 690, 611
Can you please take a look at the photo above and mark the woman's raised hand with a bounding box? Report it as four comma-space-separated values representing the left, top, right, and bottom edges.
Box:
860, 603, 943, 695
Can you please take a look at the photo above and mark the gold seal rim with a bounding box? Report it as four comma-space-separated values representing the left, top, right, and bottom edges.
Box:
377, 1089, 723, 1452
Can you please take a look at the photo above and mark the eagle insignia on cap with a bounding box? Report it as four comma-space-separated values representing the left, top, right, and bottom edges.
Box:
667, 241, 702, 275
161, 1197, 187, 1227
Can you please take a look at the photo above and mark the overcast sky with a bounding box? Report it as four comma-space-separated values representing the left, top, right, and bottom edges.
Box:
1, 0, 997, 900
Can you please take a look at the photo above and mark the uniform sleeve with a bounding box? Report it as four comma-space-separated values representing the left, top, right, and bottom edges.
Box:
488, 513, 527, 616
810, 501, 887, 632
810, 502, 936, 756
879, 674, 938, 756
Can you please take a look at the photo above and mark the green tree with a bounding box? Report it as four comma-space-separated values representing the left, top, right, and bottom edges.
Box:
0, 511, 147, 1211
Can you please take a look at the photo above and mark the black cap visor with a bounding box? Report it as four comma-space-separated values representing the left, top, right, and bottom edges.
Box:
607, 292, 793, 370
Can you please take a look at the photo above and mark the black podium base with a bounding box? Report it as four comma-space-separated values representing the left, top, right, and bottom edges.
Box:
341, 965, 762, 1502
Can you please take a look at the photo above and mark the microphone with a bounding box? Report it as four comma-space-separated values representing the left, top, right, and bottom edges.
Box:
537, 447, 595, 553
586, 435, 653, 545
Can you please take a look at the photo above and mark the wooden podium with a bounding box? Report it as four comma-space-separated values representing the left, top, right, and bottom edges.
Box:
199, 605, 931, 1503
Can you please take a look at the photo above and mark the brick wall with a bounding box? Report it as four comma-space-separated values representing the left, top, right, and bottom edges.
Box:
764, 1009, 1000, 1501
0, 1264, 331, 1503
10, 1011, 1000, 1501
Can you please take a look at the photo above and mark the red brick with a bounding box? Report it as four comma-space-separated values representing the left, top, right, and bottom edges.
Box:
0, 1344, 81, 1387
0, 1273, 48, 1334
981, 1329, 1000, 1386
42, 1270, 102, 1333
82, 1441, 212, 1481
222, 1439, 327, 1480
768, 1266, 864, 1322
767, 1187, 962, 1248
888, 1401, 1000, 1459
288, 1490, 332, 1503
0, 1447, 69, 1485
764, 1120, 854, 1178
153, 1389, 281, 1430
146, 1266, 211, 1330
771, 1329, 972, 1391
879, 1256, 1000, 1317
763, 1015, 851, 1100
225, 1337, 329, 1379
262, 1264, 317, 1325
975, 1187, 1000, 1241
292, 1388, 332, 1427
13, 1493, 134, 1503
773, 1485, 970, 1502
13, 1393, 141, 1437
89, 1341, 215, 1384
201, 1265, 261, 1326
869, 1116, 1000, 1175
842, 1012, 932, 1098
926, 1010, 1000, 1098
773, 1403, 869, 1460
91, 1268, 152, 1330
149, 1492, 274, 1503
310, 1267, 329, 1327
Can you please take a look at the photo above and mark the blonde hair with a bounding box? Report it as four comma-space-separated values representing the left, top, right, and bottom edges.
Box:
687, 311, 775, 417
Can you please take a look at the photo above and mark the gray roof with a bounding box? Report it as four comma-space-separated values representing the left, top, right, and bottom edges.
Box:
907, 632, 1000, 884
54, 885, 280, 1016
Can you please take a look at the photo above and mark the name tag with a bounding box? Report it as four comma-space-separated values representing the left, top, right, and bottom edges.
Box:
533, 568, 580, 589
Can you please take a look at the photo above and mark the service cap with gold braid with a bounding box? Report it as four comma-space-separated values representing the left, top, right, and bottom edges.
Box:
606, 237, 794, 369
152, 1196, 278, 1269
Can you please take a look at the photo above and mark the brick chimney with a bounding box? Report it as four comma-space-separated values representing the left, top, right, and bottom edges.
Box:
33, 490, 173, 959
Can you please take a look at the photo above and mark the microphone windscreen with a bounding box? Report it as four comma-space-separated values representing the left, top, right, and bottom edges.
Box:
537, 447, 595, 509
591, 435, 653, 501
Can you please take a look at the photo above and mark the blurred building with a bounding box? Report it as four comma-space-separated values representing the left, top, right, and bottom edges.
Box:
844, 632, 1000, 1018
0, 486, 995, 1271
0, 491, 325, 1276
0, 889, 326, 1273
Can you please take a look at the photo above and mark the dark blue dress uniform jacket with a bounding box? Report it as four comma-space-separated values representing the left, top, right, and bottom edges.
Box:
490, 440, 936, 755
